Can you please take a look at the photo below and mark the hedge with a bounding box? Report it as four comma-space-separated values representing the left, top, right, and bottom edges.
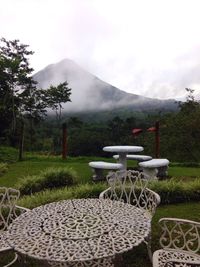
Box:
17, 178, 200, 209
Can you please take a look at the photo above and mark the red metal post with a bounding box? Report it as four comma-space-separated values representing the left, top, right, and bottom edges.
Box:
132, 128, 143, 138
62, 123, 67, 159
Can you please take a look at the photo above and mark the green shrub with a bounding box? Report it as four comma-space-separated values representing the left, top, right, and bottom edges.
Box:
17, 167, 78, 195
17, 183, 107, 209
149, 178, 200, 204
0, 146, 18, 163
17, 176, 200, 209
0, 163, 8, 176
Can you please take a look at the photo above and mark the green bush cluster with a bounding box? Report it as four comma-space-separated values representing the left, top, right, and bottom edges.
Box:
0, 163, 8, 176
0, 146, 18, 162
17, 183, 107, 209
17, 177, 200, 209
17, 167, 78, 195
149, 178, 200, 204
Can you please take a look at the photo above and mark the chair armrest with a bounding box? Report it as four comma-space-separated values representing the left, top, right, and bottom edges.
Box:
144, 187, 161, 215
15, 205, 30, 213
99, 187, 111, 199
159, 217, 200, 226
146, 188, 161, 205
164, 259, 200, 267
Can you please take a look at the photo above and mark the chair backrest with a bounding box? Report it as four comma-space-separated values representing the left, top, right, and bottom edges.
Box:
104, 170, 160, 215
159, 218, 200, 255
0, 187, 20, 231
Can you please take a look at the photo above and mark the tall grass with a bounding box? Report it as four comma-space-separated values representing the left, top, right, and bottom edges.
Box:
0, 146, 18, 162
0, 163, 8, 176
17, 183, 107, 209
17, 177, 200, 209
149, 178, 200, 204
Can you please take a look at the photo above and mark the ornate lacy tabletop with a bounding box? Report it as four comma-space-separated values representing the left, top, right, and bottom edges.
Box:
7, 198, 150, 265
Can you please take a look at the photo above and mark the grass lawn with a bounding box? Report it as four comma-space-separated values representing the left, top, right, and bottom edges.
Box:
1, 154, 200, 266
1, 155, 200, 187
0, 156, 94, 187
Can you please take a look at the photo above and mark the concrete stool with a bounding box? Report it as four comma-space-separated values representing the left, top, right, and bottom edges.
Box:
89, 161, 123, 181
139, 158, 169, 180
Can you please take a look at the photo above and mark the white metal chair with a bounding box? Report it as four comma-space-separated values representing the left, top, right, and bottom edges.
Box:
153, 218, 200, 267
99, 169, 161, 261
0, 187, 30, 267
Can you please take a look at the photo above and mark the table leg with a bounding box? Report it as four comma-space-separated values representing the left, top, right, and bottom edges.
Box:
118, 153, 127, 170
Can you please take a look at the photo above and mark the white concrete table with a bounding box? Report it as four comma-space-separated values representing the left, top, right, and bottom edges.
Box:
6, 198, 151, 267
103, 146, 144, 170
139, 159, 169, 180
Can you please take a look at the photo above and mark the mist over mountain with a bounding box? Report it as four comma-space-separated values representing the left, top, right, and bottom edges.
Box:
33, 59, 178, 113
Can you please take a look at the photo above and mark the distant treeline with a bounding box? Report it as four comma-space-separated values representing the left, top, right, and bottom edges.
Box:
2, 88, 199, 163
1, 95, 200, 162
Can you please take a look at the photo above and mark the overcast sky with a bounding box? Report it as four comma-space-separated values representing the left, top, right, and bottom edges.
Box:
1, 0, 200, 99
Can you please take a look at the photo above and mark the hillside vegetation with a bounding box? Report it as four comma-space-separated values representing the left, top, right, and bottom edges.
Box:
16, 89, 199, 163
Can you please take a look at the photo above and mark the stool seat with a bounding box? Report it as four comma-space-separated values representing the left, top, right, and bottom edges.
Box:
89, 161, 123, 170
139, 159, 169, 168
89, 161, 123, 181
139, 159, 169, 180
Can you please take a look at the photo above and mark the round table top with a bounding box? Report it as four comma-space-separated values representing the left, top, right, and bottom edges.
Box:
7, 198, 150, 264
103, 145, 144, 153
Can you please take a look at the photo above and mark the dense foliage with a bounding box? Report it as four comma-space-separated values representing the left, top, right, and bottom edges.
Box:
160, 89, 200, 161
0, 163, 8, 176
19, 90, 198, 163
0, 38, 71, 159
2, 89, 199, 162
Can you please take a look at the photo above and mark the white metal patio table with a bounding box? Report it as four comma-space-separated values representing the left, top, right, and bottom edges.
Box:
6, 198, 151, 267
103, 145, 144, 170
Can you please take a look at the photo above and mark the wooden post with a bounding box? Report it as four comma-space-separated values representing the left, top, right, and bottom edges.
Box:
155, 121, 160, 158
62, 123, 67, 159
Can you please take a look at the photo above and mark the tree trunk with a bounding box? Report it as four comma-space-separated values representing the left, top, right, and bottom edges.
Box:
18, 120, 25, 161
62, 123, 67, 159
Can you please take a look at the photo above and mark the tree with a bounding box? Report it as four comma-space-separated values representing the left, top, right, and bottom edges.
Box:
67, 117, 83, 129
160, 88, 200, 161
0, 38, 37, 134
0, 38, 48, 159
107, 116, 124, 143
45, 82, 71, 122
44, 82, 71, 154
179, 88, 199, 114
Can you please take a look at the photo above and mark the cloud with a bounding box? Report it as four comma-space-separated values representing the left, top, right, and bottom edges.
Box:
1, 0, 200, 99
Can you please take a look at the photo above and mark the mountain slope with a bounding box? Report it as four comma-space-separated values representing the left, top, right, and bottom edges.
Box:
34, 59, 178, 112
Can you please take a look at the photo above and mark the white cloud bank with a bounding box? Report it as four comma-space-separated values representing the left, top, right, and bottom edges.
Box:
1, 0, 200, 99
